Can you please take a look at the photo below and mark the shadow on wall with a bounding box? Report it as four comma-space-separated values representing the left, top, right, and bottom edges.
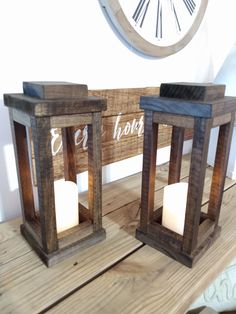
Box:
0, 99, 21, 222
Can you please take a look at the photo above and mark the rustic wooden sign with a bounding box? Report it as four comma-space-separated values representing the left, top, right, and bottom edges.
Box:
48, 87, 193, 178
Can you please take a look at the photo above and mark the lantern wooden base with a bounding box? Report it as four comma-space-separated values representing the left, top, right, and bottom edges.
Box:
21, 225, 106, 267
21, 224, 105, 267
136, 209, 221, 268
20, 202, 106, 267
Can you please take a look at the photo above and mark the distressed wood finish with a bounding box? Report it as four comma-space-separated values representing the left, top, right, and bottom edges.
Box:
88, 86, 160, 116
141, 83, 236, 119
4, 82, 107, 267
23, 81, 88, 99
30, 116, 58, 254
3, 94, 106, 117
61, 127, 77, 183
182, 117, 212, 255
50, 113, 92, 128
1, 157, 235, 314
11, 115, 35, 222
88, 112, 103, 232
207, 113, 235, 226
153, 111, 195, 128
48, 184, 236, 314
160, 82, 226, 101
23, 86, 192, 179
52, 113, 187, 177
139, 111, 158, 232
168, 126, 185, 184
137, 83, 236, 267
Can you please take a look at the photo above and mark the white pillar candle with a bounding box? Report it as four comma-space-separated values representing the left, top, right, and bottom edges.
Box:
162, 182, 188, 235
54, 179, 79, 233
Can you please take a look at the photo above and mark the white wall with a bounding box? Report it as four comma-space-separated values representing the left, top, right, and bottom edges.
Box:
207, 43, 236, 179
1, 0, 236, 222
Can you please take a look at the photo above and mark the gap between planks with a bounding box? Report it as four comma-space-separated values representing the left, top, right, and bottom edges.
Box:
47, 183, 236, 314
0, 155, 235, 314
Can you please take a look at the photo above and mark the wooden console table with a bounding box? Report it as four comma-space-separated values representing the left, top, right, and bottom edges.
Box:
1, 155, 236, 314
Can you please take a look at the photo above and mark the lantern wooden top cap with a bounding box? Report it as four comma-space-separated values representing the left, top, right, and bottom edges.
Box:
4, 81, 107, 117
140, 83, 236, 118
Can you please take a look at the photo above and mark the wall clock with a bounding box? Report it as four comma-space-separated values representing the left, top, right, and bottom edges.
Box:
99, 0, 208, 57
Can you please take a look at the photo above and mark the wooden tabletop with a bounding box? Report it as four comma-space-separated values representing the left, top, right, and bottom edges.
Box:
1, 155, 236, 314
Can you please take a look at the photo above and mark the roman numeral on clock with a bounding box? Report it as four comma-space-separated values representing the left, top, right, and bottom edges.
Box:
171, 0, 181, 32
132, 0, 150, 27
183, 0, 196, 15
156, 0, 162, 39
132, 0, 199, 42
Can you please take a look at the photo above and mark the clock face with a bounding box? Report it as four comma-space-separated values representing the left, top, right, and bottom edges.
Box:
100, 0, 208, 57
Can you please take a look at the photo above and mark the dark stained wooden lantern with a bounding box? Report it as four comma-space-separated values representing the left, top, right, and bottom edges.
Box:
4, 82, 107, 267
136, 82, 236, 267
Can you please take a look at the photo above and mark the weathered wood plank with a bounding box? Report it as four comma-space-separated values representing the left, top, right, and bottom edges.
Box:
88, 112, 102, 232
140, 95, 236, 119
50, 113, 92, 128
11, 119, 35, 222
47, 183, 236, 314
0, 157, 235, 314
208, 114, 235, 226
51, 113, 177, 177
183, 118, 212, 254
88, 87, 160, 117
23, 81, 88, 99
0, 199, 142, 314
4, 94, 107, 117
140, 111, 158, 232
153, 111, 194, 128
31, 116, 58, 253
168, 126, 185, 184
160, 83, 225, 101
61, 127, 77, 182
0, 155, 232, 264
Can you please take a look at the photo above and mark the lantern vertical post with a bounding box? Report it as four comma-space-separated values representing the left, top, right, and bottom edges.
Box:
4, 81, 107, 267
136, 82, 236, 267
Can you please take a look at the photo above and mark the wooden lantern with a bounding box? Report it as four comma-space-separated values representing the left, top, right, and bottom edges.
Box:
136, 83, 236, 267
4, 82, 107, 267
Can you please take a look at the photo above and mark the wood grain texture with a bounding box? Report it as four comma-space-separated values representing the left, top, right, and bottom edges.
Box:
140, 95, 236, 119
23, 81, 88, 99
140, 111, 158, 232
31, 116, 58, 254
7, 87, 189, 182
12, 108, 31, 126
137, 84, 236, 267
4, 94, 107, 117
61, 127, 77, 182
47, 183, 236, 314
153, 111, 194, 128
88, 112, 103, 232
1, 156, 235, 314
51, 113, 183, 178
182, 118, 212, 255
160, 83, 226, 101
11, 119, 35, 222
168, 126, 185, 184
50, 113, 92, 128
0, 160, 231, 266
100, 0, 209, 57
208, 113, 235, 225
88, 87, 160, 116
